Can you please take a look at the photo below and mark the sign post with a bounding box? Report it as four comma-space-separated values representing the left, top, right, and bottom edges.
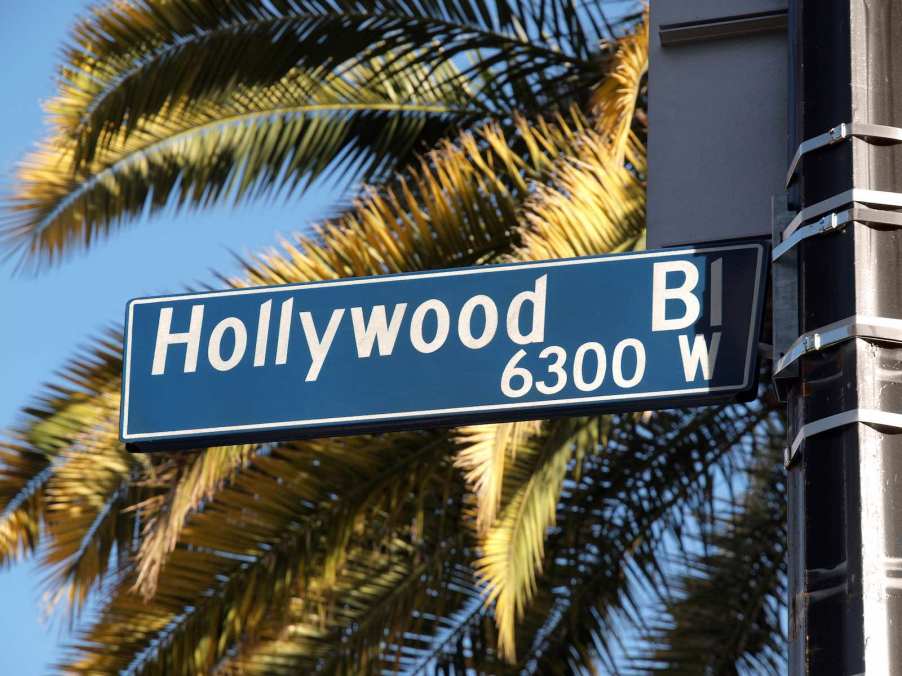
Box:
785, 0, 902, 672
121, 243, 767, 452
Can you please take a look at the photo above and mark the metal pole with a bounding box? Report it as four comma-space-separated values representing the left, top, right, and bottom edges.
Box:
786, 0, 902, 672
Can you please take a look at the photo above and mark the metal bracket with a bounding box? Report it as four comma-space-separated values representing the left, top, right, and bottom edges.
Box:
781, 188, 902, 245
786, 122, 902, 187
774, 314, 902, 375
773, 205, 902, 261
659, 9, 787, 46
786, 408, 902, 467
772, 195, 798, 402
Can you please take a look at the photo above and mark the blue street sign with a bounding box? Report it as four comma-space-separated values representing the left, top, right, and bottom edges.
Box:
121, 241, 768, 451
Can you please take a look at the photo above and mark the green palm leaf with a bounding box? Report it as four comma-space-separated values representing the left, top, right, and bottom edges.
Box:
59, 432, 453, 674
3, 0, 636, 267
57, 0, 618, 149
4, 63, 474, 268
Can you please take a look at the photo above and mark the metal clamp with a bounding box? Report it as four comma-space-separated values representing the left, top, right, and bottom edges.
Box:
786, 408, 902, 466
781, 188, 902, 247
773, 205, 902, 261
786, 122, 902, 187
774, 314, 902, 375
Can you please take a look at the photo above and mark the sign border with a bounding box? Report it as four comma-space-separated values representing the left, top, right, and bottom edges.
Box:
121, 241, 767, 447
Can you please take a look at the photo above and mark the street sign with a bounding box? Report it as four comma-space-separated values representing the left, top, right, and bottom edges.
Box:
120, 241, 768, 451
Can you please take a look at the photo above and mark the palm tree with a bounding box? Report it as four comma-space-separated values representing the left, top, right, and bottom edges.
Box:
0, 1, 786, 673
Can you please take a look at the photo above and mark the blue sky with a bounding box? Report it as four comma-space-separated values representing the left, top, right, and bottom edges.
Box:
0, 2, 337, 672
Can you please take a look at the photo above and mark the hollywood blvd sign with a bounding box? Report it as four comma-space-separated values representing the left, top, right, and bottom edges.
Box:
120, 242, 767, 451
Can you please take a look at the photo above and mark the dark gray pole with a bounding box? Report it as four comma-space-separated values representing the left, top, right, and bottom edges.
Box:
785, 0, 902, 672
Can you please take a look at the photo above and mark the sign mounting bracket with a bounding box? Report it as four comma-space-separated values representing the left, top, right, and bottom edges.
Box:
774, 314, 902, 375
785, 121, 902, 187
659, 10, 787, 46
772, 205, 902, 260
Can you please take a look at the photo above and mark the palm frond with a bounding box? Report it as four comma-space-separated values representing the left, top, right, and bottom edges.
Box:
56, 0, 627, 151
512, 9, 648, 261
447, 20, 649, 659
3, 0, 643, 267
233, 109, 592, 285
0, 331, 122, 571
225, 490, 481, 675
520, 403, 780, 673
590, 10, 648, 161
514, 129, 646, 262
454, 421, 542, 533
38, 409, 141, 618
634, 432, 787, 675
58, 432, 454, 674
0, 441, 47, 566
223, 541, 457, 675
476, 417, 599, 662
5, 62, 472, 268
133, 444, 258, 599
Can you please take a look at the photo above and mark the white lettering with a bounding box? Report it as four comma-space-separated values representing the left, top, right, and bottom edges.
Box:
351, 304, 407, 358
410, 299, 450, 354
573, 342, 606, 391
612, 338, 646, 388
253, 300, 272, 367
536, 345, 568, 395
151, 305, 204, 375
458, 295, 498, 349
501, 349, 532, 398
679, 333, 722, 381
652, 261, 700, 332
208, 317, 248, 371
275, 298, 294, 365
506, 274, 547, 345
299, 309, 345, 382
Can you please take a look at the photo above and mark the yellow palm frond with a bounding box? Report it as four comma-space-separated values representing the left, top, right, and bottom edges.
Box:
60, 431, 455, 674
591, 10, 649, 161
514, 132, 646, 261
513, 8, 649, 262
6, 62, 472, 268
40, 410, 140, 616
223, 528, 480, 674
454, 15, 649, 660
0, 334, 131, 611
4, 0, 616, 267
233, 110, 590, 287
0, 449, 42, 566
474, 418, 599, 662
454, 421, 542, 534
132, 444, 257, 599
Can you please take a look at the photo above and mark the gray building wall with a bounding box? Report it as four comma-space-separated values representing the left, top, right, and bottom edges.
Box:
647, 1, 787, 247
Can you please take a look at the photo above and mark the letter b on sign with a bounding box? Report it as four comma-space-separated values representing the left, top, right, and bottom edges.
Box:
651, 261, 700, 332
